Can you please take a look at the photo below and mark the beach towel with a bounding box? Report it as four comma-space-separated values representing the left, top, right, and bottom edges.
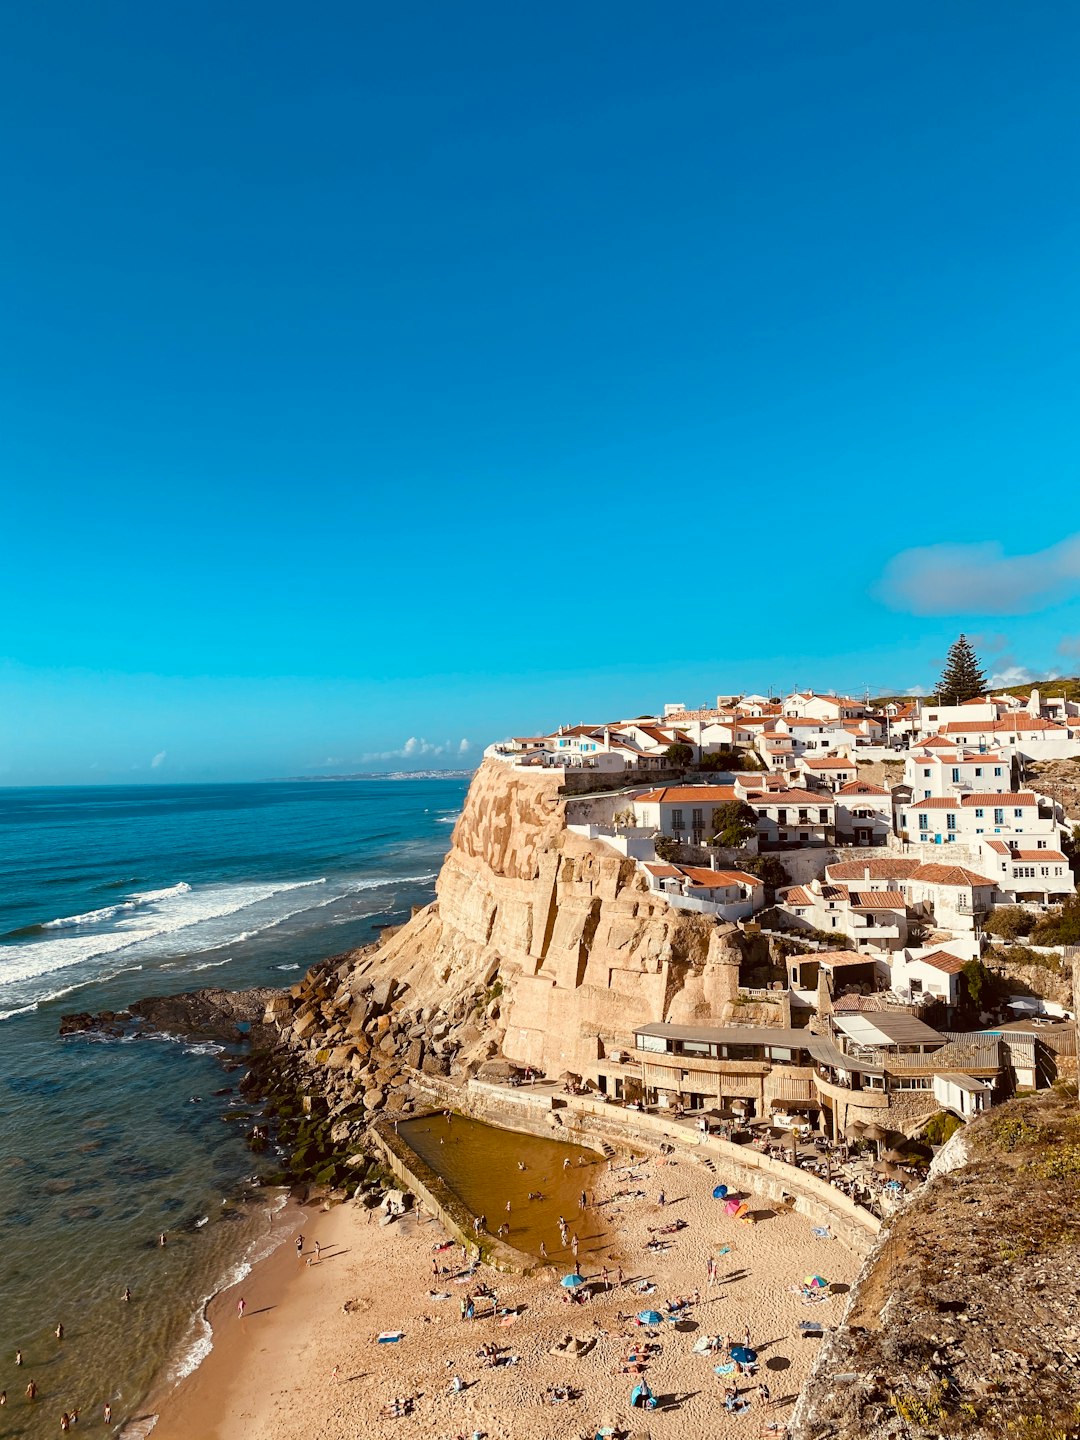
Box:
377, 1331, 405, 1343
498, 1313, 518, 1327
811, 1226, 832, 1239
429, 1291, 451, 1301
713, 1362, 736, 1376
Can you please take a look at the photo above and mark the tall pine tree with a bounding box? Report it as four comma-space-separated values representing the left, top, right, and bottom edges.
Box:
937, 634, 987, 703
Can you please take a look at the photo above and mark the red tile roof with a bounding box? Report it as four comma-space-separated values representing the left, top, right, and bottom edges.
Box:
915, 949, 968, 974
909, 863, 996, 887
633, 786, 736, 804
827, 858, 921, 881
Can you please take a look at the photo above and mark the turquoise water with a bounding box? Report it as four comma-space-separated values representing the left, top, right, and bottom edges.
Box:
0, 778, 468, 1437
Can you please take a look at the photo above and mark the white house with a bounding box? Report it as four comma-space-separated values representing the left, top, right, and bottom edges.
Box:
744, 787, 836, 848
899, 790, 1060, 848
977, 840, 1076, 903
904, 748, 1012, 799
833, 781, 893, 846
937, 715, 1075, 759
777, 878, 908, 952
903, 862, 997, 932
795, 755, 860, 790
889, 947, 969, 1007
781, 692, 867, 722
643, 863, 764, 921
632, 785, 738, 843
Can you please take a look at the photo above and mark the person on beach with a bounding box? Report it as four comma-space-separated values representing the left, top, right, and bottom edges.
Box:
296, 1234, 304, 1259
237, 1297, 246, 1319
60, 1412, 70, 1432
539, 1240, 547, 1259
0, 1390, 5, 1406
15, 1350, 22, 1366
123, 1286, 131, 1303
26, 1380, 37, 1402
759, 1380, 771, 1406
657, 1191, 665, 1207
580, 1189, 587, 1210
563, 1157, 570, 1170
571, 1234, 579, 1258
55, 1323, 64, 1341
103, 1403, 112, 1423
159, 1232, 167, 1247
314, 1241, 322, 1263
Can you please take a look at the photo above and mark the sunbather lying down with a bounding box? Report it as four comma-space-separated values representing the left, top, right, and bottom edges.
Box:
379, 1396, 414, 1418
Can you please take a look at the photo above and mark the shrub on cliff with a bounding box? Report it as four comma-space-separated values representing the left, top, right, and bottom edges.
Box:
1030, 897, 1080, 947
711, 800, 758, 847
983, 905, 1036, 940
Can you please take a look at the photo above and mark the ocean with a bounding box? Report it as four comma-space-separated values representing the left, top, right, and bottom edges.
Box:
0, 777, 468, 1436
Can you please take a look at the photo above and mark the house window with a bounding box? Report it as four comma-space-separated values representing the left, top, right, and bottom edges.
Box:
1013, 808, 1023, 818
923, 769, 931, 778
994, 767, 1002, 777
952, 768, 960, 782
947, 814, 956, 830
671, 810, 685, 832
919, 814, 929, 830
798, 809, 808, 822
994, 809, 1004, 824
692, 808, 704, 829
819, 809, 829, 823
1037, 839, 1047, 849
777, 809, 787, 824
975, 768, 982, 777
975, 808, 984, 818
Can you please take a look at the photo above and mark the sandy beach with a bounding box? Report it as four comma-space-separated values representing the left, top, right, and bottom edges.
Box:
150, 1143, 859, 1440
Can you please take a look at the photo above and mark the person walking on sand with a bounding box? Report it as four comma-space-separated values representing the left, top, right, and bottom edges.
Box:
103, 1402, 112, 1423
70, 1406, 79, 1424
580, 1189, 587, 1211
237, 1297, 246, 1319
26, 1380, 37, 1402
60, 1412, 70, 1432
122, 1286, 131, 1303
314, 1240, 322, 1263
55, 1323, 64, 1341
539, 1240, 547, 1260
571, 1234, 579, 1259
15, 1350, 22, 1366
159, 1232, 167, 1247
296, 1234, 304, 1259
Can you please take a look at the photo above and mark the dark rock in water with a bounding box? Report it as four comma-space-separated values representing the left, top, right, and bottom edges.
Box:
59, 987, 280, 1045
213, 1086, 234, 1096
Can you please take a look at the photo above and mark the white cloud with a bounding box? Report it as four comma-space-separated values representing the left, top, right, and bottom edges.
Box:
360, 736, 472, 765
988, 664, 1035, 687
877, 533, 1080, 616
151, 751, 167, 769
1058, 635, 1080, 658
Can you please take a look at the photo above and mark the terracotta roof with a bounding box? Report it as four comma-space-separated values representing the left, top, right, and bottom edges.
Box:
781, 884, 848, 906
632, 785, 735, 804
941, 717, 1066, 735
848, 890, 907, 910
959, 792, 1037, 807
644, 864, 681, 878
827, 858, 921, 881
837, 781, 890, 796
746, 789, 835, 808
802, 756, 857, 769
984, 845, 1067, 862
679, 866, 763, 890
909, 796, 959, 809
915, 949, 968, 974
816, 951, 877, 967
909, 863, 996, 887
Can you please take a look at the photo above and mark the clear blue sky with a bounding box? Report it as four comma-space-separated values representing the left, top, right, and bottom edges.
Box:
3, 2, 1080, 783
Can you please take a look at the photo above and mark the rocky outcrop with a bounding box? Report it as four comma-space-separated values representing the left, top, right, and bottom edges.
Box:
60, 986, 280, 1045
789, 1086, 1080, 1440
322, 761, 755, 1077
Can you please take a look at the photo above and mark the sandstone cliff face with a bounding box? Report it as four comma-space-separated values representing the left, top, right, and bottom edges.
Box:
354, 760, 749, 1076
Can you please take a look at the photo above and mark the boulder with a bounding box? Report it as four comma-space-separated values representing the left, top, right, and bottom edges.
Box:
292, 1010, 319, 1042
406, 1039, 425, 1070
327, 1045, 356, 1070
363, 1088, 386, 1112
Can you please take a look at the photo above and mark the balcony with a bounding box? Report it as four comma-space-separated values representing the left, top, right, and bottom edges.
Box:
812, 1071, 890, 1108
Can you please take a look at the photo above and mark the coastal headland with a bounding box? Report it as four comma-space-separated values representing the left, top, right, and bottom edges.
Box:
68, 758, 1080, 1439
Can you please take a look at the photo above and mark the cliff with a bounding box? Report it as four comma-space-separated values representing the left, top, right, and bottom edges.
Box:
347, 759, 758, 1076
790, 1084, 1080, 1440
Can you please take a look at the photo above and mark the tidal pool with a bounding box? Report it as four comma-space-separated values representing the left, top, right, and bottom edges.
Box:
396, 1113, 610, 1263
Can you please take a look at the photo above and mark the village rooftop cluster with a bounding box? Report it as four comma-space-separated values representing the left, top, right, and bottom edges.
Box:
485, 682, 1078, 1173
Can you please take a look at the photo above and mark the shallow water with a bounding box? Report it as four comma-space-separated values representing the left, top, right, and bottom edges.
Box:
0, 777, 467, 1438
397, 1114, 609, 1265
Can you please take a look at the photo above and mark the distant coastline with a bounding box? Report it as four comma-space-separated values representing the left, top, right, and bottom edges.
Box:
278, 768, 477, 782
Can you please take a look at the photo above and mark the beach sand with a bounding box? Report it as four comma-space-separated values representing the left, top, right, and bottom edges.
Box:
150, 1145, 859, 1440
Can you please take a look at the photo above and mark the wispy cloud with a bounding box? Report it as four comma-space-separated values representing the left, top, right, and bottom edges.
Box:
877, 534, 1080, 616
1057, 635, 1080, 659
360, 737, 472, 764
150, 750, 167, 769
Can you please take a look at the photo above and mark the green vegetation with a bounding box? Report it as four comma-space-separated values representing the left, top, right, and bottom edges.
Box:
711, 800, 758, 847
738, 854, 791, 893
937, 634, 988, 704
1029, 897, 1080, 946
664, 741, 693, 767
697, 748, 763, 773
653, 835, 680, 862
983, 905, 1037, 940
923, 1111, 963, 1146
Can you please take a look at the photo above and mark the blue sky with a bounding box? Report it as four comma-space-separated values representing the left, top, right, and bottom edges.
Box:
3, 2, 1080, 783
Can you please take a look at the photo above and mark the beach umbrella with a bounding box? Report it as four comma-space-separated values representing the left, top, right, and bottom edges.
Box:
883, 1148, 908, 1163
711, 1184, 729, 1199
863, 1124, 888, 1142
730, 1345, 757, 1364
844, 1121, 866, 1139
561, 1273, 586, 1288
803, 1275, 828, 1289
637, 1310, 663, 1326
723, 1198, 741, 1216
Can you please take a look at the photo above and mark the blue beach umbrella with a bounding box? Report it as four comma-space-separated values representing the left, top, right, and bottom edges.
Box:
711, 1184, 728, 1199
730, 1345, 757, 1364
561, 1273, 586, 1288
637, 1310, 663, 1326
